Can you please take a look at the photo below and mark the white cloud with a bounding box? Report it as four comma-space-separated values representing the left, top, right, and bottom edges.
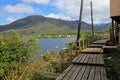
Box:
23, 0, 50, 5
6, 17, 20, 24
46, 13, 71, 20
53, 0, 111, 23
4, 4, 35, 14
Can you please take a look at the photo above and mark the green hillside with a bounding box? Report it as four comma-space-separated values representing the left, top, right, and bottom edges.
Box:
0, 15, 90, 35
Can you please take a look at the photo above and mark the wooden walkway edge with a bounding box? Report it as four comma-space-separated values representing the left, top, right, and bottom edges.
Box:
56, 39, 108, 80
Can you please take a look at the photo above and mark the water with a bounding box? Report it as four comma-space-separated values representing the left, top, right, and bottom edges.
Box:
35, 38, 75, 60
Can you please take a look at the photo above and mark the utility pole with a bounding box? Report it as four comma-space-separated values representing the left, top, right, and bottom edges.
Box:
90, 0, 94, 41
76, 0, 84, 51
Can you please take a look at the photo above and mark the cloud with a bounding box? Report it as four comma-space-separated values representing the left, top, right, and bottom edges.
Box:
4, 4, 35, 14
53, 0, 111, 23
22, 0, 50, 5
6, 17, 20, 24
46, 13, 71, 20
53, 0, 81, 19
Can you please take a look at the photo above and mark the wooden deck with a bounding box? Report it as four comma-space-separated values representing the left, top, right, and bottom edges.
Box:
88, 44, 103, 48
56, 39, 108, 80
92, 39, 108, 44
81, 48, 103, 53
72, 54, 104, 66
56, 65, 107, 80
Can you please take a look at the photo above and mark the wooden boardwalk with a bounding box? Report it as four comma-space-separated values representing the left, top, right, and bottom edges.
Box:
56, 40, 108, 80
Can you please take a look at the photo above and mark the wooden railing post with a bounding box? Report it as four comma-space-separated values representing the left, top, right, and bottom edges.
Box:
83, 39, 85, 49
60, 50, 64, 73
79, 39, 81, 52
69, 42, 73, 62
75, 41, 78, 55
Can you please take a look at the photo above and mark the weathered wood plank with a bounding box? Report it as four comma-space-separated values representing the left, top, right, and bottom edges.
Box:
56, 65, 73, 80
81, 48, 103, 53
78, 54, 88, 63
88, 44, 104, 48
63, 65, 78, 80
68, 65, 82, 80
101, 67, 107, 80
83, 54, 91, 63
81, 66, 91, 80
75, 66, 87, 80
95, 66, 101, 80
73, 54, 104, 66
88, 54, 94, 64
92, 39, 108, 44
72, 53, 84, 63
93, 54, 97, 64
88, 66, 95, 80
72, 54, 81, 62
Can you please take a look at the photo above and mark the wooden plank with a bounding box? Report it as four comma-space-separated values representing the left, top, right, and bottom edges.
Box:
81, 48, 103, 53
81, 66, 91, 80
72, 53, 84, 63
101, 67, 107, 80
92, 39, 108, 44
82, 54, 91, 63
72, 54, 81, 62
98, 54, 104, 65
96, 54, 100, 65
56, 65, 73, 80
88, 54, 94, 64
63, 65, 78, 80
100, 55, 104, 65
94, 66, 101, 80
88, 44, 104, 48
73, 54, 90, 64
68, 65, 82, 80
93, 54, 97, 64
75, 66, 87, 80
73, 54, 104, 66
77, 54, 88, 63
88, 66, 95, 80
103, 45, 118, 48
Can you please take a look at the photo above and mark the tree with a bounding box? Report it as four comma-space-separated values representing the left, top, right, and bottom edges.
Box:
0, 30, 40, 79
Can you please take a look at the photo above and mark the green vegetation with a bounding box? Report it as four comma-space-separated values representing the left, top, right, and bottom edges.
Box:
0, 30, 40, 80
0, 30, 75, 80
0, 29, 110, 80
0, 15, 90, 36
105, 51, 120, 80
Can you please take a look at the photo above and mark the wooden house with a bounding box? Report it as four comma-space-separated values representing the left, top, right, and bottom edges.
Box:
110, 0, 120, 45
110, 0, 120, 23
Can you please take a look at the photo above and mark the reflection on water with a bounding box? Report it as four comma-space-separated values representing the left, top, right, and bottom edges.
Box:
34, 38, 75, 60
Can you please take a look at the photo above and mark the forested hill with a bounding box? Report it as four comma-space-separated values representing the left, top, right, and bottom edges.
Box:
0, 15, 110, 35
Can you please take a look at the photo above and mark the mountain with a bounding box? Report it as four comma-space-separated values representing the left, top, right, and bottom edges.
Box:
94, 23, 111, 29
0, 15, 91, 35
0, 15, 110, 35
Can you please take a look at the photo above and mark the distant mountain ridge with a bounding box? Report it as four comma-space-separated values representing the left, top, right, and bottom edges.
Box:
0, 15, 110, 35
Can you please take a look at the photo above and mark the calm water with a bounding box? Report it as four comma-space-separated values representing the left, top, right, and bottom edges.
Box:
34, 38, 75, 60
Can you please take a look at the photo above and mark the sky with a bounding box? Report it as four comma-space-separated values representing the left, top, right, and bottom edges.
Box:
0, 0, 111, 25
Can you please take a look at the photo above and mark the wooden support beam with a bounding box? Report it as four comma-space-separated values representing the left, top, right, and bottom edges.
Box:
90, 1, 94, 41
76, 0, 84, 52
110, 28, 112, 41
112, 19, 115, 45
